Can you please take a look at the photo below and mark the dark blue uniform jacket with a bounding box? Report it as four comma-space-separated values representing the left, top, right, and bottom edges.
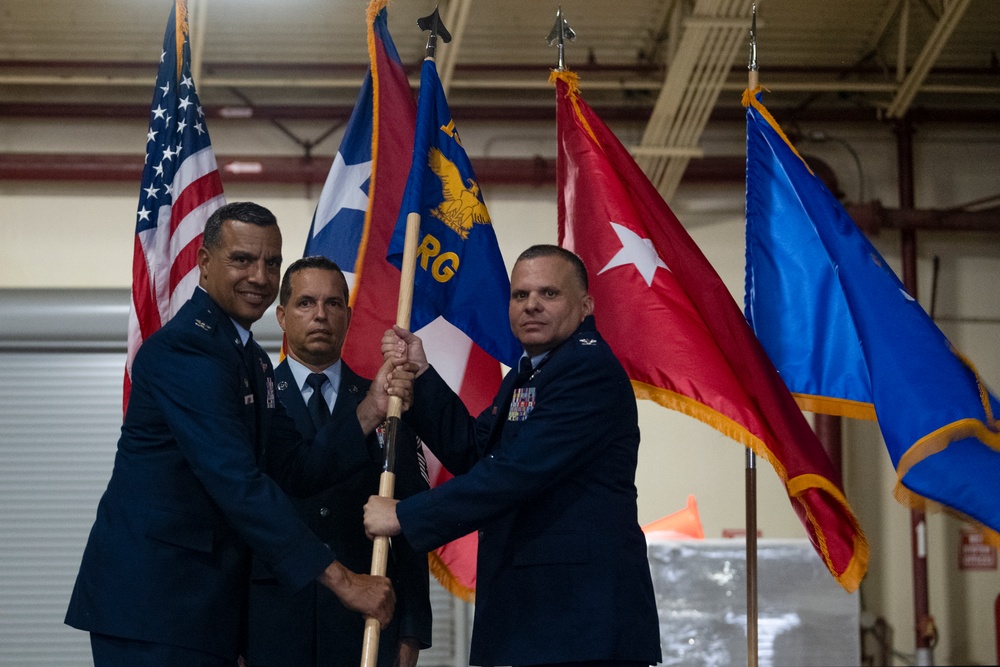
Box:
66, 288, 374, 658
245, 360, 431, 666
397, 316, 661, 666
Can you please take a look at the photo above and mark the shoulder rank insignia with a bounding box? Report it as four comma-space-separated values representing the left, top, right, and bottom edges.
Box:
194, 319, 212, 332
579, 338, 597, 346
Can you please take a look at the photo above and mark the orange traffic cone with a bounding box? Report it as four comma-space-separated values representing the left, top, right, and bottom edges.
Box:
642, 494, 704, 539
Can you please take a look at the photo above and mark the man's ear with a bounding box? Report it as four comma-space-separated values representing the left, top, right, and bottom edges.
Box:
197, 245, 210, 282
275, 304, 286, 332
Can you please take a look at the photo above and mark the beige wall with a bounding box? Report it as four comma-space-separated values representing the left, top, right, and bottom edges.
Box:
2, 116, 1000, 665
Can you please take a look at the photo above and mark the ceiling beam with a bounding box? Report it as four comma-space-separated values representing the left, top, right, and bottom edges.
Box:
189, 0, 210, 85
437, 0, 473, 94
2, 101, 997, 124
6, 153, 997, 237
885, 0, 974, 118
636, 0, 752, 201
0, 152, 761, 186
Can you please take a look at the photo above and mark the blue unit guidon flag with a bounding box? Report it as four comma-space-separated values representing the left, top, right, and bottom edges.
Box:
744, 88, 1000, 543
125, 0, 225, 414
387, 57, 521, 368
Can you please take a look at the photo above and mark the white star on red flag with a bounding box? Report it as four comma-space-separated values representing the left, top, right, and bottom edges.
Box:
598, 221, 669, 287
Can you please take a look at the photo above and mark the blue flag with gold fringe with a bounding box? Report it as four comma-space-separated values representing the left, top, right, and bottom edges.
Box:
744, 88, 1000, 541
388, 58, 521, 368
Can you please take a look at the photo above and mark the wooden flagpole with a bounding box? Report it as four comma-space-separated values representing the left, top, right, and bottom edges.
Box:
359, 208, 419, 667
360, 10, 451, 667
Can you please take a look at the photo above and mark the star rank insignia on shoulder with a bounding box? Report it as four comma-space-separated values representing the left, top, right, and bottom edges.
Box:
579, 337, 597, 346
194, 318, 212, 332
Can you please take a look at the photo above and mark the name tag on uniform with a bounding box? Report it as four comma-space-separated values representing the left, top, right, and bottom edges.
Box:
508, 387, 536, 422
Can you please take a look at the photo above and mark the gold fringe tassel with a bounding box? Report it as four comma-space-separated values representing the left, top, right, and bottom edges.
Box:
793, 394, 877, 421
428, 551, 475, 603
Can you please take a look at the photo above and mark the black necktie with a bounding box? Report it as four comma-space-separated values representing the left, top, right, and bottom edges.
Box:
517, 356, 534, 383
305, 372, 330, 431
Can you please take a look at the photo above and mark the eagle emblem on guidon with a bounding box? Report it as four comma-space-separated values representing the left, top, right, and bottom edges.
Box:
428, 147, 491, 239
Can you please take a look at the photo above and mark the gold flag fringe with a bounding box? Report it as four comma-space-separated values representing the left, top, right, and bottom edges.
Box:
428, 551, 475, 603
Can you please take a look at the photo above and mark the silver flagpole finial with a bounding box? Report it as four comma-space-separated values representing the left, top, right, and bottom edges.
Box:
546, 6, 576, 71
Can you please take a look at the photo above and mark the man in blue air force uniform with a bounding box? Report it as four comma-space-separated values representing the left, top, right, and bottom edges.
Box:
66, 202, 410, 666
245, 256, 431, 667
365, 245, 661, 667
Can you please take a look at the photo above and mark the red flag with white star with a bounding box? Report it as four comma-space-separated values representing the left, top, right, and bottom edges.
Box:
553, 70, 868, 592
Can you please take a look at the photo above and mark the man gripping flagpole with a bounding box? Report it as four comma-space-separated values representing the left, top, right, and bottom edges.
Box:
360, 6, 521, 665
359, 12, 450, 667
303, 0, 505, 606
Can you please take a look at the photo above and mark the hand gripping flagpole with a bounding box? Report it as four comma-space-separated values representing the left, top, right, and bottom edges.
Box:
745, 7, 759, 667
359, 10, 452, 667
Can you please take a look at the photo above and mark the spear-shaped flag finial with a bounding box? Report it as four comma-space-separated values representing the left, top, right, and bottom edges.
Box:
417, 6, 452, 61
547, 6, 576, 71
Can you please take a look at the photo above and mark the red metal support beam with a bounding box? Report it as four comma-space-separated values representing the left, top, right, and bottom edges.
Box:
0, 152, 748, 186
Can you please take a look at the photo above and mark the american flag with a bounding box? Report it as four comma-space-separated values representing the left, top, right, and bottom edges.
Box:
124, 0, 225, 413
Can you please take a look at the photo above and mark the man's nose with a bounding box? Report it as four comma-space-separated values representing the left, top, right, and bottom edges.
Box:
247, 260, 268, 284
